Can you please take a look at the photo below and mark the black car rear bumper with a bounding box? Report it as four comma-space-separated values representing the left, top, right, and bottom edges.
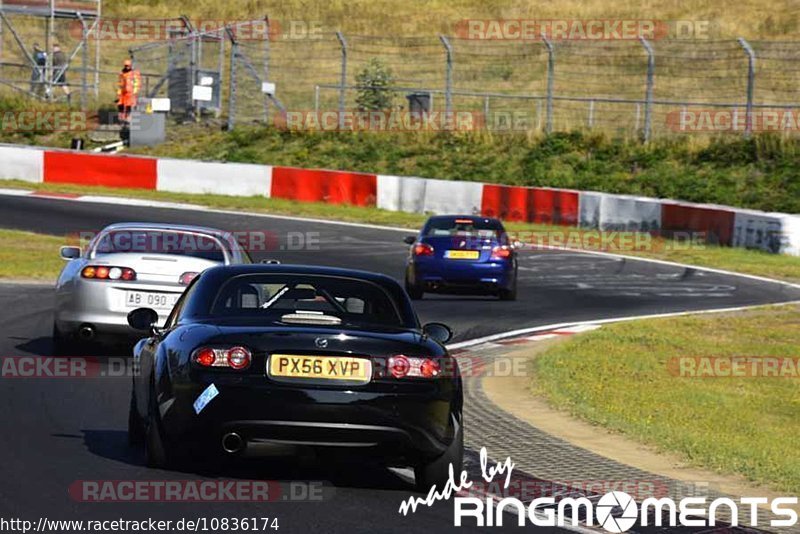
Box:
159, 379, 461, 462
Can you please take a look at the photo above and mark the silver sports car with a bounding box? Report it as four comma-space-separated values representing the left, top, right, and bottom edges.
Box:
53, 222, 252, 352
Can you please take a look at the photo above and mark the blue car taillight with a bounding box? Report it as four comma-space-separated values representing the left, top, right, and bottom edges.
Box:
413, 243, 434, 257
490, 245, 513, 260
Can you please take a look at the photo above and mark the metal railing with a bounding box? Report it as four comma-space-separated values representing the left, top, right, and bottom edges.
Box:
3, 14, 799, 139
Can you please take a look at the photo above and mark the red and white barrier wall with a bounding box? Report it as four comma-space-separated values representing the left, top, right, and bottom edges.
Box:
0, 145, 43, 183
2, 143, 799, 256
157, 158, 272, 197
579, 192, 662, 232
480, 184, 579, 226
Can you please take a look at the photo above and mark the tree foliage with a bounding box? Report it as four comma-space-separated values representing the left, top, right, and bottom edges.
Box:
355, 58, 394, 111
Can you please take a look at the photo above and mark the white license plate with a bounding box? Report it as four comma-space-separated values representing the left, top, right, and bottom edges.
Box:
125, 291, 179, 310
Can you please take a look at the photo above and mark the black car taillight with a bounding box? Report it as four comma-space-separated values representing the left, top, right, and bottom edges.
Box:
81, 266, 136, 281
193, 346, 252, 370
387, 355, 441, 379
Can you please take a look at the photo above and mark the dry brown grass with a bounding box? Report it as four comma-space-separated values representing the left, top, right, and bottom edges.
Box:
1, 0, 798, 137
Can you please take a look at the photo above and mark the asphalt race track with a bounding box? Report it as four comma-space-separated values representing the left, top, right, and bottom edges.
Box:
2, 195, 800, 341
1, 193, 800, 533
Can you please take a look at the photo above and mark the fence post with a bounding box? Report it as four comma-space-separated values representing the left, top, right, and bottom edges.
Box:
588, 100, 594, 129
263, 17, 270, 121
639, 36, 655, 143
536, 99, 543, 130
190, 29, 199, 119
78, 13, 88, 110
737, 37, 756, 138
226, 27, 238, 131
44, 0, 54, 101
439, 35, 454, 129
335, 31, 347, 130
217, 29, 225, 118
541, 33, 554, 134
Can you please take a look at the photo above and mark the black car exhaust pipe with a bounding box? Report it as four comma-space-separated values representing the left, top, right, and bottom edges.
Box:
222, 432, 244, 454
78, 325, 95, 341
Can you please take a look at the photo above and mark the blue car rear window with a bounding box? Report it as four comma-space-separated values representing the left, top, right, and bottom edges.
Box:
424, 218, 503, 238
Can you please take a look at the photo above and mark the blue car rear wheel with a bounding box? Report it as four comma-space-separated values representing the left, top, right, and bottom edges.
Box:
405, 278, 424, 300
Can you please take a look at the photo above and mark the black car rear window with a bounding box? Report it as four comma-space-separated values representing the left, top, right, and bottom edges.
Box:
211, 274, 404, 328
424, 217, 504, 238
93, 230, 226, 262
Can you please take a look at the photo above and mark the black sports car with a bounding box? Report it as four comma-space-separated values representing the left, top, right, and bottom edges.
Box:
127, 264, 463, 490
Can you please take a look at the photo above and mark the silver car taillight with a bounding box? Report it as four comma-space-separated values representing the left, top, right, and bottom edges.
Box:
81, 266, 136, 281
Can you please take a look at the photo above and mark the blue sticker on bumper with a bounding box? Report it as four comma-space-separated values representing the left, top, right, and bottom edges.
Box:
193, 383, 219, 414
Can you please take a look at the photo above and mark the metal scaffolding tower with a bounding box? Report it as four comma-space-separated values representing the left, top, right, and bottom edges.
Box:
0, 0, 101, 108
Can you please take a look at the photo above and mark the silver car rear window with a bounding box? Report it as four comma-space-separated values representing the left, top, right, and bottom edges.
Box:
93, 230, 226, 262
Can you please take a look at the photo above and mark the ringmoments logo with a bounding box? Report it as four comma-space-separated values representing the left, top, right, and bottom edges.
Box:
596, 491, 638, 532
397, 447, 799, 530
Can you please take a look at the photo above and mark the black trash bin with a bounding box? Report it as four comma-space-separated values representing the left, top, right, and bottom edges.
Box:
406, 92, 431, 114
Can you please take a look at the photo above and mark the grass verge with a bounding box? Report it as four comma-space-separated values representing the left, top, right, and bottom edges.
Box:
531, 304, 800, 494
134, 128, 800, 214
0, 229, 64, 281
0, 178, 799, 283
3, 125, 800, 214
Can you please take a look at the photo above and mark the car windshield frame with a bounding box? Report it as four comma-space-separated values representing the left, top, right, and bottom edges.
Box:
90, 228, 232, 263
207, 273, 409, 330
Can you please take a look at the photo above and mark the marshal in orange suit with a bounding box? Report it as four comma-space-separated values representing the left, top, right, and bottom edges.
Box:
116, 59, 141, 123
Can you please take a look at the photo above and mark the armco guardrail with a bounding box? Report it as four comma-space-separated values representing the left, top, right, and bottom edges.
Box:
2, 143, 799, 256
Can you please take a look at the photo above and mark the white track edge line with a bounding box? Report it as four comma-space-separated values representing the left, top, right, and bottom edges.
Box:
446, 300, 800, 350
529, 243, 800, 290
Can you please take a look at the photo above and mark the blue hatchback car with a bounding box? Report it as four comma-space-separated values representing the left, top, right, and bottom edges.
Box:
403, 215, 518, 300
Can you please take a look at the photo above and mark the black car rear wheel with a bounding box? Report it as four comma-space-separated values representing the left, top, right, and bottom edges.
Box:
128, 388, 145, 446
145, 380, 172, 469
414, 423, 463, 492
